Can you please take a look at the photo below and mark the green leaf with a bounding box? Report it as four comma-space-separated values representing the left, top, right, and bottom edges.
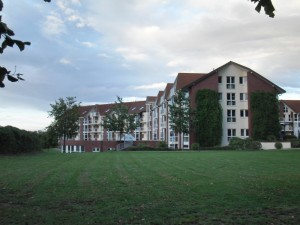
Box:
7, 75, 18, 82
5, 36, 14, 47
14, 40, 25, 51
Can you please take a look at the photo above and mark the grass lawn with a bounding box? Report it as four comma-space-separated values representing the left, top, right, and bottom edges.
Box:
0, 149, 300, 225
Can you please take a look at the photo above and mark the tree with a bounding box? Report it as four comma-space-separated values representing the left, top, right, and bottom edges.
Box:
169, 89, 191, 149
102, 96, 139, 143
0, 0, 50, 88
48, 96, 80, 153
251, 0, 275, 18
250, 91, 281, 140
194, 89, 222, 147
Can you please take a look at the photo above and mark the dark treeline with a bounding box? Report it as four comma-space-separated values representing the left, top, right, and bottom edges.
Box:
0, 126, 57, 154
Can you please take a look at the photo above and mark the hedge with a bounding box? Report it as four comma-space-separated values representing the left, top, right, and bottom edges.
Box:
0, 126, 42, 154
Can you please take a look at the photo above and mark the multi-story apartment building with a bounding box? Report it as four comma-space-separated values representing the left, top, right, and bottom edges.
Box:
185, 61, 285, 146
62, 61, 286, 152
280, 100, 300, 138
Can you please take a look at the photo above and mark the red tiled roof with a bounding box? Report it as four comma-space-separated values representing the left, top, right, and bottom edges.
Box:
164, 83, 173, 100
155, 91, 164, 105
146, 96, 156, 103
281, 100, 300, 113
175, 73, 207, 91
80, 101, 146, 116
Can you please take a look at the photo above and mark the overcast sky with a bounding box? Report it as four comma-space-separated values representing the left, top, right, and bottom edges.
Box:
1, 0, 300, 131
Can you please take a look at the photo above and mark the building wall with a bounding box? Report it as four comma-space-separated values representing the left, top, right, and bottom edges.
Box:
247, 71, 279, 138
188, 73, 218, 146
280, 103, 300, 138
218, 65, 249, 146
62, 140, 119, 153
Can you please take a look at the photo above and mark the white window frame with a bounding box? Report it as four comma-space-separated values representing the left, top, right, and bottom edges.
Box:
240, 109, 249, 118
240, 93, 248, 101
226, 76, 235, 89
227, 93, 236, 106
227, 109, 236, 122
241, 129, 249, 137
227, 129, 236, 142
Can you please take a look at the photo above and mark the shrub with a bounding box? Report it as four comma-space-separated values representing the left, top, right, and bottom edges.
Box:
275, 142, 283, 149
157, 141, 168, 150
266, 135, 277, 142
191, 143, 200, 150
291, 140, 300, 148
229, 137, 262, 150
244, 138, 262, 150
0, 126, 42, 154
284, 134, 297, 141
229, 137, 246, 150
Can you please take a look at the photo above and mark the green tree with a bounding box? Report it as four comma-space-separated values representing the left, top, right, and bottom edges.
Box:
195, 89, 222, 147
103, 96, 139, 143
169, 89, 191, 149
48, 96, 80, 152
0, 0, 50, 87
250, 91, 281, 140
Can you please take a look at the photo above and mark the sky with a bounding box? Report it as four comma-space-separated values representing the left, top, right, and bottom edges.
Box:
1, 0, 300, 131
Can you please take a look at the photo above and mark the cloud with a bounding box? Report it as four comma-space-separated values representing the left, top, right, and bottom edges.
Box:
116, 47, 149, 61
2, 0, 300, 131
123, 96, 146, 102
59, 58, 72, 65
80, 41, 95, 48
42, 11, 66, 36
133, 82, 167, 90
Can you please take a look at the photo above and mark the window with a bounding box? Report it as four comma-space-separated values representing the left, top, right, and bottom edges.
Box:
288, 114, 291, 121
241, 129, 249, 137
227, 110, 236, 122
239, 76, 247, 84
218, 76, 222, 84
218, 93, 222, 101
240, 93, 248, 101
227, 93, 236, 106
227, 129, 236, 142
283, 106, 288, 113
240, 109, 248, 118
226, 76, 235, 89
294, 113, 298, 121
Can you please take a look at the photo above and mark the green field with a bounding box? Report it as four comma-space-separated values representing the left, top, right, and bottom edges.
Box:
1, 150, 299, 225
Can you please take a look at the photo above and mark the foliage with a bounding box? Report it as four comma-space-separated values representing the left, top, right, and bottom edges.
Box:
191, 143, 200, 150
266, 135, 277, 142
38, 129, 58, 149
125, 145, 155, 151
229, 137, 262, 150
157, 141, 168, 149
48, 96, 80, 152
291, 140, 300, 148
250, 0, 275, 17
283, 134, 297, 141
194, 89, 222, 147
0, 126, 42, 154
251, 91, 281, 141
169, 90, 190, 134
275, 142, 283, 150
0, 0, 50, 88
102, 96, 139, 142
